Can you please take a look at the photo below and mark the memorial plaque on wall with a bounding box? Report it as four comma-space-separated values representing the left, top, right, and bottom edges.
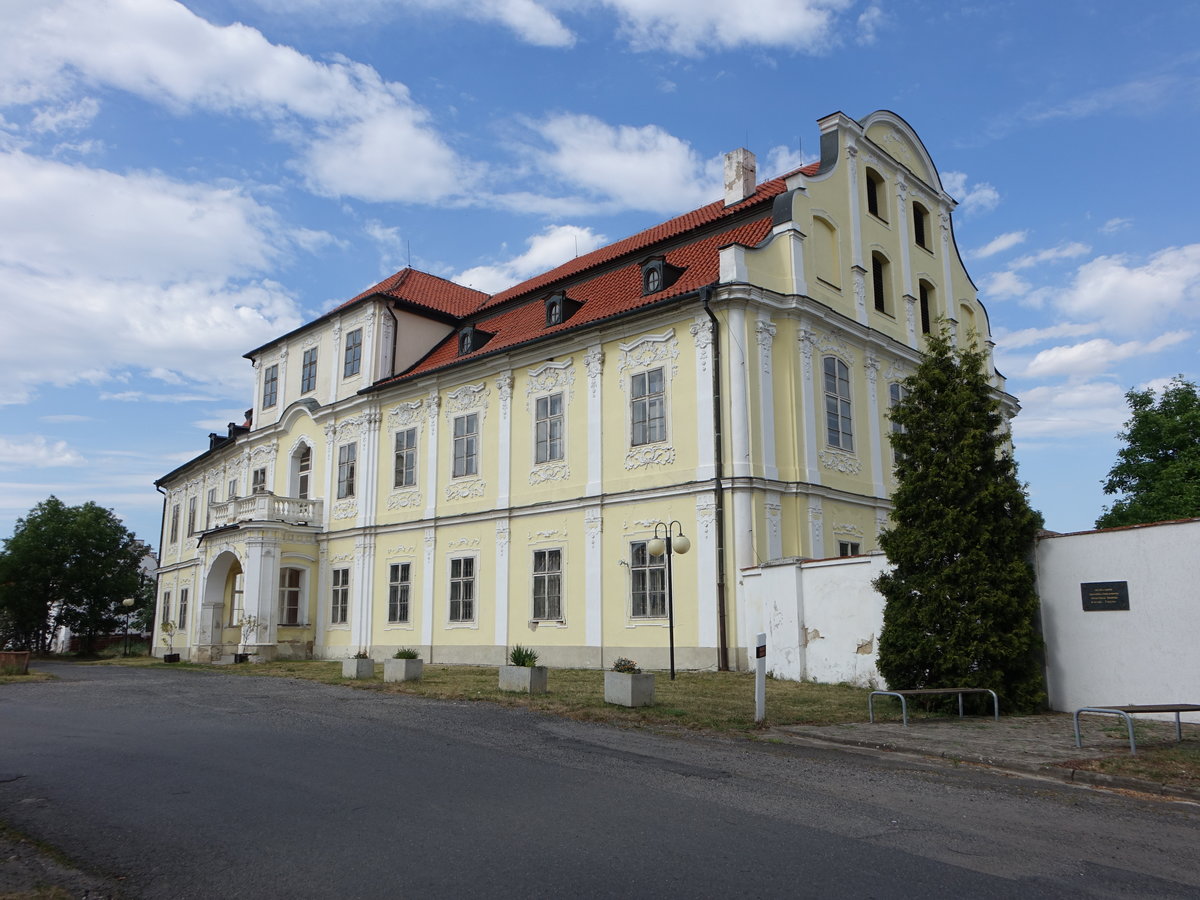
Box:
1080, 581, 1130, 611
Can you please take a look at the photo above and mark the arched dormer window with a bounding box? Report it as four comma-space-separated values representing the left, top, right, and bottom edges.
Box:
865, 168, 887, 222
457, 325, 493, 356
912, 201, 931, 251
640, 255, 685, 296
871, 252, 891, 315
544, 291, 581, 328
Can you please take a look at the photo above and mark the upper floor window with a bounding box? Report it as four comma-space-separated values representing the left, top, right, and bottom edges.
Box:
206, 487, 217, 529
394, 427, 417, 488
252, 467, 267, 493
534, 393, 564, 464
630, 368, 666, 446
169, 504, 180, 543
871, 253, 890, 315
838, 541, 861, 557
388, 563, 411, 624
889, 382, 909, 463
228, 478, 237, 500
865, 168, 886, 222
823, 356, 854, 451
449, 557, 475, 622
162, 590, 172, 625
912, 202, 931, 250
331, 568, 349, 624
187, 496, 197, 535
452, 413, 478, 478
262, 364, 278, 408
279, 567, 303, 625
337, 443, 357, 498
178, 587, 189, 630
630, 541, 666, 618
343, 328, 362, 378
918, 281, 933, 335
300, 347, 318, 394
296, 445, 312, 499
532, 549, 562, 621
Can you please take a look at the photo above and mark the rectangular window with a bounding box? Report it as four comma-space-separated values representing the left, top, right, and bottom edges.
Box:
331, 568, 349, 624
187, 496, 197, 535
919, 282, 932, 335
630, 368, 666, 446
178, 588, 189, 630
262, 363, 278, 408
229, 573, 244, 626
206, 487, 217, 529
337, 443, 356, 498
534, 393, 564, 464
162, 591, 172, 625
229, 478, 237, 500
388, 563, 411, 623
449, 557, 475, 622
343, 328, 362, 378
889, 382, 909, 463
872, 255, 888, 314
169, 504, 180, 543
252, 467, 267, 493
297, 446, 311, 499
300, 347, 318, 394
279, 568, 302, 625
838, 541, 861, 557
823, 356, 854, 451
452, 413, 478, 478
393, 428, 417, 488
630, 541, 666, 618
532, 549, 562, 620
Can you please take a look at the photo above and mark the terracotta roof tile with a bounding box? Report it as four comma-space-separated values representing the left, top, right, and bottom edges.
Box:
336, 268, 487, 318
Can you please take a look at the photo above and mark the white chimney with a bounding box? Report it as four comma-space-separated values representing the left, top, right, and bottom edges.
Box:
724, 148, 757, 206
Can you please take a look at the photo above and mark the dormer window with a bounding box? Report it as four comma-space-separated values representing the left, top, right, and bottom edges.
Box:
640, 256, 685, 296
457, 325, 493, 356
543, 291, 581, 328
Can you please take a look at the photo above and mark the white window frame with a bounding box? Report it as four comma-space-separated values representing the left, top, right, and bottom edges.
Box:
228, 572, 244, 626
206, 487, 217, 529
343, 328, 362, 378
630, 367, 667, 447
187, 496, 197, 535
251, 467, 267, 493
452, 413, 478, 478
531, 548, 563, 621
448, 555, 476, 624
889, 382, 909, 463
629, 540, 666, 618
178, 588, 189, 631
534, 393, 565, 464
823, 356, 854, 452
262, 363, 278, 408
169, 504, 180, 543
838, 541, 861, 557
337, 443, 357, 499
331, 568, 349, 625
296, 445, 312, 499
388, 563, 411, 624
394, 427, 418, 488
300, 347, 318, 394
279, 567, 304, 626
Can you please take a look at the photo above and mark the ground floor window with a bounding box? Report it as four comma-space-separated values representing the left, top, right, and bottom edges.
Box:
838, 541, 861, 557
178, 588, 188, 630
449, 557, 475, 622
331, 568, 349, 624
388, 563, 411, 623
279, 567, 303, 625
532, 549, 562, 620
630, 541, 666, 617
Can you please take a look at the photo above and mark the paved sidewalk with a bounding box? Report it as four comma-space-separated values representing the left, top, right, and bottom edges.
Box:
771, 712, 1200, 800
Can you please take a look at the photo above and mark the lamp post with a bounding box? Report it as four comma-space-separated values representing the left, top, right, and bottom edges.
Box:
647, 521, 690, 680
122, 598, 135, 657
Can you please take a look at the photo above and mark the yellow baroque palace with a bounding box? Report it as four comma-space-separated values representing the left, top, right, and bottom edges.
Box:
153, 110, 1012, 670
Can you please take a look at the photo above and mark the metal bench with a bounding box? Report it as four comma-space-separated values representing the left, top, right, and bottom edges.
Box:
1072, 704, 1200, 756
868, 688, 1000, 727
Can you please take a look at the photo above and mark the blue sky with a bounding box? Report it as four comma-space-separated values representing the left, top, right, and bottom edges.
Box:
1, 0, 1198, 550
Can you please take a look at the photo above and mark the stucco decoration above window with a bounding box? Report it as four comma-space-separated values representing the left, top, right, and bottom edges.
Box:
525, 360, 575, 410
617, 330, 679, 385
819, 450, 862, 475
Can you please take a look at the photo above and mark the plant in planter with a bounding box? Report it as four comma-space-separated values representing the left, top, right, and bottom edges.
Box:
160, 621, 180, 663
605, 657, 654, 707
234, 614, 260, 663
342, 649, 375, 679
499, 644, 547, 694
384, 648, 423, 683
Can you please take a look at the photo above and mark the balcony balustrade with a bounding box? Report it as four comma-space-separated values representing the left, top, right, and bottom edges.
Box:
208, 492, 322, 529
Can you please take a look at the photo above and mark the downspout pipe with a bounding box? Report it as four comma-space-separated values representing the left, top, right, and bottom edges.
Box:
701, 285, 730, 671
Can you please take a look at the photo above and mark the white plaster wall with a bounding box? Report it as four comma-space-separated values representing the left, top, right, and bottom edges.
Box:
1036, 519, 1200, 723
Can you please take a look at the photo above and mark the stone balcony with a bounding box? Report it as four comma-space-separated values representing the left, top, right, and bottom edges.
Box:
209, 492, 323, 529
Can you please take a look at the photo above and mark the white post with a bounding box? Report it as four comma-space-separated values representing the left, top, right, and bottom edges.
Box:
755, 632, 767, 724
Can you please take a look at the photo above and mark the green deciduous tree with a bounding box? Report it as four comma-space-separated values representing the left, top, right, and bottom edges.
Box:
1095, 376, 1200, 529
875, 330, 1045, 712
0, 497, 147, 654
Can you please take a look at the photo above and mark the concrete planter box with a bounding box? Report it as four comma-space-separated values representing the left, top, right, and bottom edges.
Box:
0, 650, 31, 674
499, 665, 548, 694
605, 671, 655, 707
162, 653, 181, 664
342, 659, 375, 679
384, 658, 423, 682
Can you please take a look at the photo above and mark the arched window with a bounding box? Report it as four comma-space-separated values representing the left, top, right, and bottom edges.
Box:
871, 252, 891, 315
912, 202, 931, 251
813, 216, 840, 289
865, 168, 887, 222
918, 280, 934, 335
958, 303, 977, 346
290, 443, 313, 499
823, 356, 854, 451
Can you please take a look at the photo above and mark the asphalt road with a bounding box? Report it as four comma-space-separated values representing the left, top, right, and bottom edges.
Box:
2, 664, 1199, 899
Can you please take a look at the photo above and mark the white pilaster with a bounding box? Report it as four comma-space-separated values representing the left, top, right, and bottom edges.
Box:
808, 496, 825, 559
690, 318, 716, 481
584, 507, 603, 650
585, 347, 604, 496
493, 520, 510, 649
728, 306, 751, 478
358, 410, 381, 529
798, 328, 822, 485
695, 495, 718, 649
322, 423, 336, 531
765, 491, 783, 560
732, 487, 754, 663
496, 374, 513, 508
865, 354, 886, 499
353, 535, 373, 651
755, 317, 778, 480
421, 527, 436, 648
423, 391, 440, 519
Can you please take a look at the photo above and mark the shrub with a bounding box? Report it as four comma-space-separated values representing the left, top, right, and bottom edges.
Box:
393, 648, 420, 659
352, 650, 370, 660
611, 657, 641, 674
508, 645, 538, 667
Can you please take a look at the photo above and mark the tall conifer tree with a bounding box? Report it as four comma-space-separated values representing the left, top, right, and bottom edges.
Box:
875, 330, 1045, 711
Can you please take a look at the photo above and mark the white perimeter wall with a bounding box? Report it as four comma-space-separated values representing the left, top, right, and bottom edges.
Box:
1035, 519, 1200, 723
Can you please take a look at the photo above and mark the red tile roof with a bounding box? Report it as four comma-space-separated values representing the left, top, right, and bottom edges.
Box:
337, 267, 487, 318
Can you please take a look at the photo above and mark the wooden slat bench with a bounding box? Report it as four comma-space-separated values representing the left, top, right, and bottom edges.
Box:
1072, 704, 1200, 756
868, 688, 999, 727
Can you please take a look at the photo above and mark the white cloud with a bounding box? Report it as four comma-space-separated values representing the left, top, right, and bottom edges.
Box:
526, 114, 722, 214
971, 231, 1027, 259
855, 4, 885, 45
763, 145, 815, 178
0, 436, 86, 468
1010, 242, 1091, 271
605, 0, 852, 56
1012, 381, 1130, 439
30, 97, 100, 134
993, 322, 1098, 351
0, 0, 470, 204
1101, 217, 1132, 235
455, 224, 609, 293
39, 414, 93, 423
1022, 332, 1192, 379
980, 270, 1031, 300
1053, 245, 1200, 332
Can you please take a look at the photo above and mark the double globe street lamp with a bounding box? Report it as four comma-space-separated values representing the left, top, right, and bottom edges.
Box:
646, 521, 690, 680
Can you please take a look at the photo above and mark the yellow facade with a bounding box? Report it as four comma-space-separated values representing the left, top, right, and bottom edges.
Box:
153, 110, 1012, 671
